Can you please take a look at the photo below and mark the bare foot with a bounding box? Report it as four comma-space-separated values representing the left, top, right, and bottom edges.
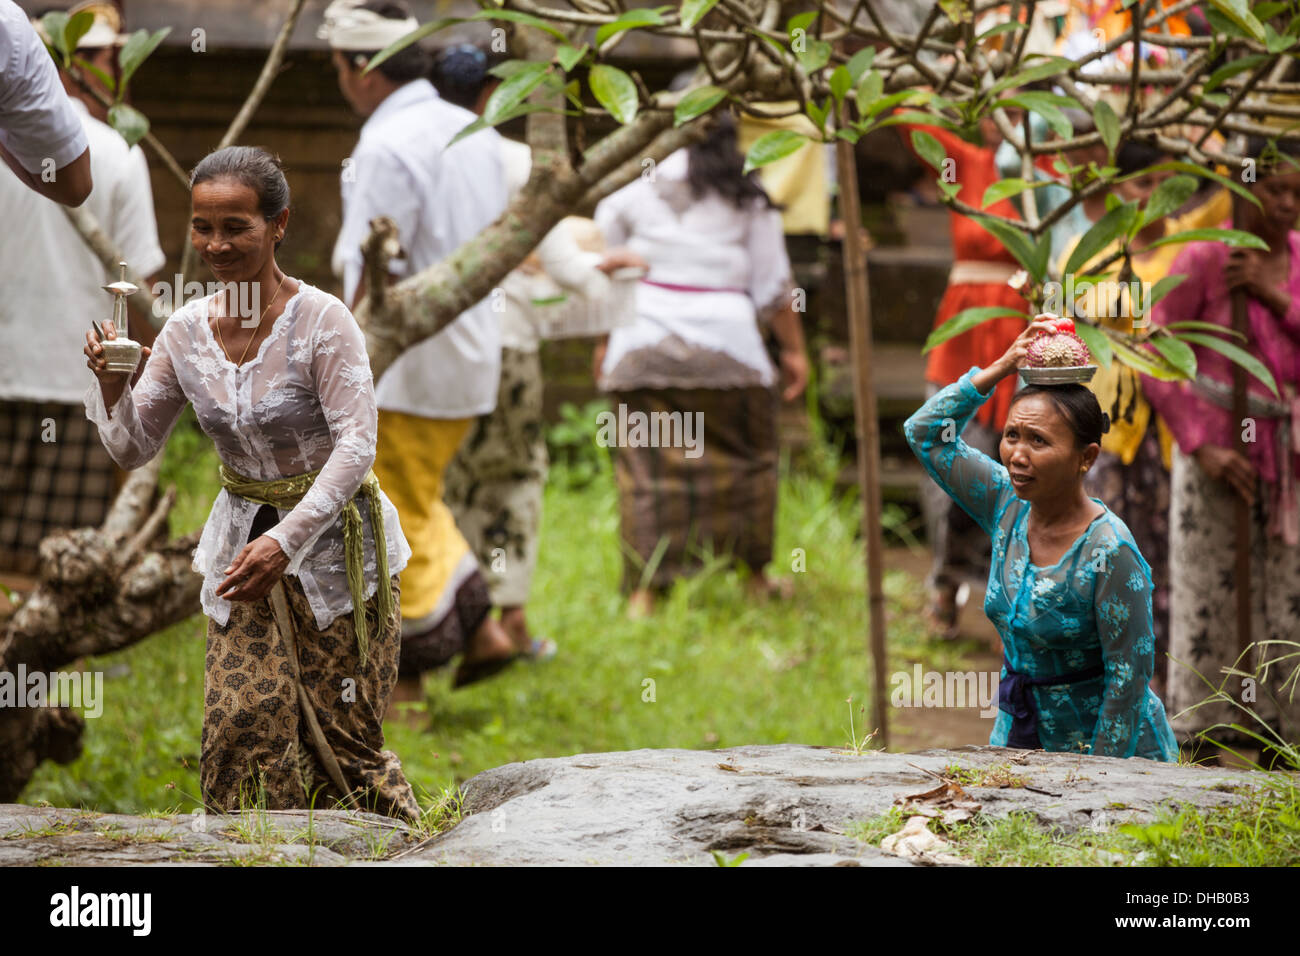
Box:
500, 606, 533, 653
465, 615, 516, 664
747, 574, 794, 601
384, 674, 426, 727
627, 589, 654, 619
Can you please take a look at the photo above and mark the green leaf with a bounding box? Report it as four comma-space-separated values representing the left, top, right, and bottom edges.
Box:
829, 65, 852, 104
1135, 160, 1261, 209
981, 177, 1051, 209
1093, 100, 1119, 158
1073, 321, 1112, 367
596, 7, 668, 47
1148, 274, 1189, 309
482, 61, 551, 125
1165, 319, 1245, 341
1142, 174, 1198, 226
970, 214, 1041, 278
39, 12, 70, 58
674, 85, 726, 127
1151, 336, 1197, 378
1177, 332, 1279, 396
1145, 228, 1269, 251
367, 18, 453, 72
63, 9, 95, 55
910, 130, 946, 174
447, 102, 559, 148
936, 180, 961, 200
555, 44, 588, 72
681, 0, 721, 29
107, 102, 149, 148
786, 11, 818, 36
854, 71, 883, 117
1203, 0, 1268, 43
1266, 23, 1298, 53
870, 110, 961, 132
805, 98, 830, 135
471, 9, 568, 40
988, 55, 1074, 96
1064, 201, 1139, 277
1203, 53, 1267, 94
846, 47, 875, 84
743, 129, 809, 173
1109, 337, 1184, 380
118, 27, 170, 91
1031, 231, 1052, 283
73, 55, 116, 95
976, 20, 1023, 41
922, 307, 1028, 353
998, 91, 1075, 139
588, 64, 639, 125
836, 127, 863, 145
795, 39, 832, 74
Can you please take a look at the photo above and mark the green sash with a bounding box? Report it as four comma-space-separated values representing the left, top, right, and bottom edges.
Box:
218, 463, 395, 668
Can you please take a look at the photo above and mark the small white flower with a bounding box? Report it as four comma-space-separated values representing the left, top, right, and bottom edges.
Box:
1007, 269, 1029, 290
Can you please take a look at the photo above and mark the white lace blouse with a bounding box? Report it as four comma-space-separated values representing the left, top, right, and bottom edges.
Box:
84, 281, 411, 630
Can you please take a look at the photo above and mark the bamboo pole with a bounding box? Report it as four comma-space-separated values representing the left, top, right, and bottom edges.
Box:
834, 106, 889, 748
1230, 192, 1252, 665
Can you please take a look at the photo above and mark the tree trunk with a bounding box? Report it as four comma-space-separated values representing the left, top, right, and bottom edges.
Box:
0, 459, 202, 801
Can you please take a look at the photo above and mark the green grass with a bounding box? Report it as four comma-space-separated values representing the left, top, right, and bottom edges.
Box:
849, 774, 1300, 866
22, 409, 952, 816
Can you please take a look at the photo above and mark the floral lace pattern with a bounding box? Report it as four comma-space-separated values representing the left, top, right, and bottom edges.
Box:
904, 367, 1178, 761
84, 282, 411, 630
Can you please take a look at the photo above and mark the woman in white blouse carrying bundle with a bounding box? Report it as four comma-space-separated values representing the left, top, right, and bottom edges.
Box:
83, 146, 421, 820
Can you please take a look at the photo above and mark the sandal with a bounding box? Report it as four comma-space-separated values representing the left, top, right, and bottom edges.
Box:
526, 637, 557, 661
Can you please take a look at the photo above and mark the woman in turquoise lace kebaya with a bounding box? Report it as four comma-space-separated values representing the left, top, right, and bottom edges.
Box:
904, 319, 1178, 761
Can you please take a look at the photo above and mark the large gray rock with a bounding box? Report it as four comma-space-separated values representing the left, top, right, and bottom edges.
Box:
0, 804, 416, 867
0, 745, 1271, 866
401, 744, 1268, 867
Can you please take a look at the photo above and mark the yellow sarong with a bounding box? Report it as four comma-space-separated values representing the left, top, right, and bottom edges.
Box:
372, 409, 473, 628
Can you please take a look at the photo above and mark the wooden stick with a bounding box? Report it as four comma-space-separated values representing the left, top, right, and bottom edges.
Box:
1230, 192, 1252, 663
835, 104, 888, 747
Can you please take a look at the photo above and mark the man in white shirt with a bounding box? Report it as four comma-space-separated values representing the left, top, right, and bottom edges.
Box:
0, 0, 91, 206
0, 7, 165, 579
321, 0, 518, 694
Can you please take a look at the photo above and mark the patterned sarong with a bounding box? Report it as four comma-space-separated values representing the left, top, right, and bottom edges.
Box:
1166, 446, 1300, 745
0, 399, 119, 575
610, 385, 778, 592
201, 571, 420, 820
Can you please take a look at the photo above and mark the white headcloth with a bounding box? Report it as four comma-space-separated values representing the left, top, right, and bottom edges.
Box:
318, 0, 420, 52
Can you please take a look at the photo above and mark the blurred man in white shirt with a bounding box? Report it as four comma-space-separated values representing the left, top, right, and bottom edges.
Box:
321, 0, 517, 697
0, 0, 91, 205
0, 4, 165, 580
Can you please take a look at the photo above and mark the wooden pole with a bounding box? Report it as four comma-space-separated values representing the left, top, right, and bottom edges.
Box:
834, 112, 889, 747
1230, 192, 1253, 664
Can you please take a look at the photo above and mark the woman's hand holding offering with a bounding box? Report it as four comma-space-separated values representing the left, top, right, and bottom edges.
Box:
83, 319, 151, 415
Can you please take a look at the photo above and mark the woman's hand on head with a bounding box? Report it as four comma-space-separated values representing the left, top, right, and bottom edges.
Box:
997, 316, 1064, 373
216, 535, 291, 603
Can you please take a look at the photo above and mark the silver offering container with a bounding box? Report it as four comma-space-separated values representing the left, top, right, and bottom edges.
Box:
1019, 365, 1098, 385
100, 261, 142, 375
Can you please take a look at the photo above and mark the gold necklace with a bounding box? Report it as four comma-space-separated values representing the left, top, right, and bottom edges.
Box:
215, 273, 289, 366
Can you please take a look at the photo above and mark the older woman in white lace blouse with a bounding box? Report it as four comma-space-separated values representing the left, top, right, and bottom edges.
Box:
82, 146, 419, 816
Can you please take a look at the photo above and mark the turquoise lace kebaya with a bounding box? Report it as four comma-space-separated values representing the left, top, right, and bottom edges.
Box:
905, 367, 1178, 761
